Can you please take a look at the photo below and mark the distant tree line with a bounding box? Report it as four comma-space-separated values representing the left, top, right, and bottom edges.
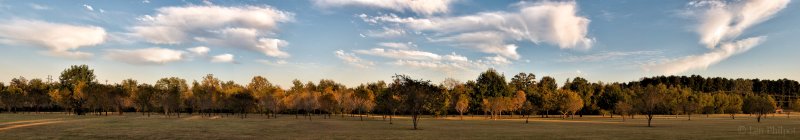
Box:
1, 65, 799, 128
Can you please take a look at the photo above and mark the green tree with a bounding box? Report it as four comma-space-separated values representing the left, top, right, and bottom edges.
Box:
789, 99, 800, 118
26, 78, 51, 113
58, 65, 96, 115
394, 74, 436, 130
537, 76, 558, 118
476, 68, 510, 98
744, 94, 776, 122
155, 77, 187, 118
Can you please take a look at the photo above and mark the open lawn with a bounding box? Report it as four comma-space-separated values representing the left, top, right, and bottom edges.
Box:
0, 113, 798, 139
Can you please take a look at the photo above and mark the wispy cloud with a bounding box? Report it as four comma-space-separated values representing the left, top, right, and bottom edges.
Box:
335, 50, 374, 68
560, 51, 662, 63
644, 36, 765, 75
686, 0, 789, 48
29, 3, 49, 10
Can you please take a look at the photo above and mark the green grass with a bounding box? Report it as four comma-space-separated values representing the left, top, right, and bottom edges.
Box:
0, 112, 798, 139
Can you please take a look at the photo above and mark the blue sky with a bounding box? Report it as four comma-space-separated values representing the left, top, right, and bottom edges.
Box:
0, 0, 798, 88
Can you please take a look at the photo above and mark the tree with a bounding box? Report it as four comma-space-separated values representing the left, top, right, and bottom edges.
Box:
246, 76, 278, 117
455, 93, 469, 120
1, 80, 24, 113
789, 99, 800, 118
512, 91, 527, 117
681, 95, 702, 120
697, 93, 715, 117
476, 68, 510, 98
230, 90, 256, 119
26, 79, 51, 113
537, 76, 558, 118
556, 89, 582, 119
613, 101, 632, 122
636, 85, 669, 127
58, 65, 96, 115
155, 77, 187, 118
714, 93, 743, 119
744, 94, 776, 122
522, 101, 537, 123
354, 85, 375, 121
394, 74, 436, 130
382, 79, 404, 124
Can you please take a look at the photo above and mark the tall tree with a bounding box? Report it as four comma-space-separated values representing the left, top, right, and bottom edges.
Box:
155, 77, 188, 118
394, 74, 436, 130
744, 94, 776, 122
789, 98, 800, 118
636, 85, 669, 127
556, 89, 582, 119
476, 68, 510, 98
455, 93, 469, 120
58, 65, 96, 115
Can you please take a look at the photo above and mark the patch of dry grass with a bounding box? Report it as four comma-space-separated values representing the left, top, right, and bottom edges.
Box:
0, 113, 798, 139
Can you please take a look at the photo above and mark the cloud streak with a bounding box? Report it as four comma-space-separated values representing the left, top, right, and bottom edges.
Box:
314, 0, 454, 16
645, 36, 765, 75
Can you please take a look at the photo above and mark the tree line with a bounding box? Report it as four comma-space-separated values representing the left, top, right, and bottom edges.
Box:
1, 65, 799, 128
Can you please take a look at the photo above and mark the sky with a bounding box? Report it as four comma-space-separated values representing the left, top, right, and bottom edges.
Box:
0, 0, 798, 88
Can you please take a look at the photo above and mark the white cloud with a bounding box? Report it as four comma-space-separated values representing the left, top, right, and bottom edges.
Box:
314, 0, 454, 16
187, 46, 210, 56
83, 4, 94, 11
29, 3, 49, 10
211, 53, 235, 63
197, 28, 290, 58
335, 50, 374, 68
432, 31, 520, 59
377, 42, 414, 49
687, 0, 790, 48
645, 36, 765, 75
132, 5, 293, 58
0, 19, 106, 59
366, 27, 406, 38
361, 1, 592, 60
203, 0, 213, 5
105, 47, 186, 65
142, 0, 150, 4
345, 47, 508, 72
646, 0, 791, 74
354, 48, 442, 61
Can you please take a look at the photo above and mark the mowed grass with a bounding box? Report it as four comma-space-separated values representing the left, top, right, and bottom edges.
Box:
0, 112, 799, 140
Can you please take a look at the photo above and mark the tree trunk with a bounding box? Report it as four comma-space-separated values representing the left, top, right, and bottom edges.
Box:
525, 114, 530, 124
688, 113, 692, 121
647, 113, 653, 127
460, 112, 463, 120
390, 111, 394, 124
412, 113, 419, 130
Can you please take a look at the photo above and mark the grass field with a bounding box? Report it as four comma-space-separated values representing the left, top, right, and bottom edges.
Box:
0, 112, 798, 139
